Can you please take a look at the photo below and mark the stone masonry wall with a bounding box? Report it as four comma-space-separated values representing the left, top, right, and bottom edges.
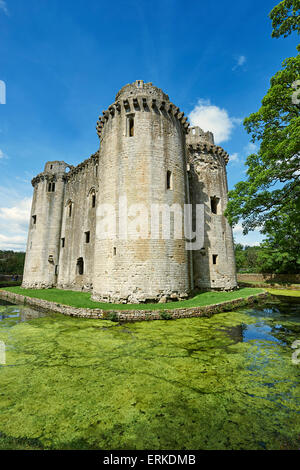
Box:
22, 81, 238, 302
0, 289, 268, 322
187, 127, 237, 290
92, 81, 191, 303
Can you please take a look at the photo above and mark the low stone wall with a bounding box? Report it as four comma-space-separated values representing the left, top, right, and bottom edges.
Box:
0, 289, 268, 322
238, 273, 300, 285
0, 274, 23, 282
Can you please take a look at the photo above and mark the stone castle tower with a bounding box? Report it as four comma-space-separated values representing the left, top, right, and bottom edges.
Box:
22, 80, 237, 303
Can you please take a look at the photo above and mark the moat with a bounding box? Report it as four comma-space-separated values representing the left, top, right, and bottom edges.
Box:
0, 298, 299, 450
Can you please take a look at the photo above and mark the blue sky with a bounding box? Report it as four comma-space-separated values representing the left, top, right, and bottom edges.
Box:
0, 0, 298, 250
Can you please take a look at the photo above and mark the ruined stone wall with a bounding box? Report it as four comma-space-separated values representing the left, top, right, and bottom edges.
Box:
92, 80, 191, 303
22, 82, 238, 301
57, 154, 99, 292
187, 127, 237, 290
22, 161, 69, 289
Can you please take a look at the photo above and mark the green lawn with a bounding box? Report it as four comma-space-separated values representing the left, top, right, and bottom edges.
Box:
265, 288, 300, 297
1, 286, 264, 311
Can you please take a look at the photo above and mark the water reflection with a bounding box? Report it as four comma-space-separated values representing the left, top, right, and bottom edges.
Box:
0, 299, 49, 325
219, 301, 300, 348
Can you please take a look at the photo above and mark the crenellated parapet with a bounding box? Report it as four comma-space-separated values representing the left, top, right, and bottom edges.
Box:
31, 172, 68, 187
31, 161, 74, 187
187, 142, 229, 165
66, 152, 99, 180
96, 80, 190, 140
186, 127, 229, 166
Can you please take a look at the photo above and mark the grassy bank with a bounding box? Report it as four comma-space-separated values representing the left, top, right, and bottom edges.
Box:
1, 286, 264, 311
266, 289, 300, 297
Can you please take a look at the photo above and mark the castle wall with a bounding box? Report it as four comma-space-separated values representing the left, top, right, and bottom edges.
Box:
22, 162, 68, 289
57, 155, 98, 291
22, 82, 237, 301
187, 128, 237, 290
92, 82, 191, 303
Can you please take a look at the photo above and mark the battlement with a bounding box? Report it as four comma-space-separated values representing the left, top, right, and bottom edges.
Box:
96, 80, 190, 140
187, 141, 229, 165
115, 80, 169, 102
187, 126, 214, 144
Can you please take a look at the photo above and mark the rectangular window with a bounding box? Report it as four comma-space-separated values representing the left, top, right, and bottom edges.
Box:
85, 231, 90, 244
48, 182, 55, 192
61, 238, 65, 248
210, 197, 220, 214
113, 247, 117, 256
92, 194, 96, 208
212, 254, 218, 265
167, 171, 173, 190
127, 115, 135, 137
32, 215, 37, 225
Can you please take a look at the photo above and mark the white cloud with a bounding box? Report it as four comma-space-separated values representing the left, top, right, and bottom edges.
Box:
233, 224, 264, 246
229, 152, 240, 164
233, 224, 243, 234
0, 149, 8, 160
188, 99, 241, 144
0, 198, 31, 251
232, 55, 247, 71
0, 0, 8, 15
244, 142, 258, 154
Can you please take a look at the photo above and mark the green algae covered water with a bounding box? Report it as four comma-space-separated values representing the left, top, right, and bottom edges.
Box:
0, 298, 299, 450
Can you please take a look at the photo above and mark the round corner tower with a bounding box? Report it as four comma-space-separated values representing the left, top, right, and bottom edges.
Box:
92, 80, 192, 303
22, 161, 70, 289
186, 126, 237, 290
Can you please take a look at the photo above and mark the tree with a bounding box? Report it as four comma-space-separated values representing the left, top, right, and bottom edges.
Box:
226, 52, 300, 232
270, 0, 300, 38
225, 0, 300, 273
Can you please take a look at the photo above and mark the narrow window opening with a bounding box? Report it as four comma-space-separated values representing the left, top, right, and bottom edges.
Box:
32, 215, 37, 225
166, 171, 173, 190
92, 194, 96, 208
129, 117, 134, 137
212, 254, 218, 265
55, 265, 58, 275
68, 203, 72, 217
210, 196, 220, 214
85, 231, 90, 244
95, 165, 98, 177
50, 165, 53, 170
61, 238, 65, 248
113, 247, 117, 256
48, 182, 55, 192
76, 257, 84, 275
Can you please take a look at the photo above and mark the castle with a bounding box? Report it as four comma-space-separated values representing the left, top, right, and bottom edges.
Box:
22, 80, 237, 303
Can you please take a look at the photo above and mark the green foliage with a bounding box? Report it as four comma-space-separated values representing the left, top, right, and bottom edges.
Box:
235, 237, 300, 274
0, 251, 25, 275
270, 0, 300, 38
235, 244, 261, 272
0, 301, 299, 449
226, 1, 300, 275
226, 52, 300, 232
159, 311, 173, 320
1, 286, 264, 311
105, 312, 119, 322
0, 281, 22, 288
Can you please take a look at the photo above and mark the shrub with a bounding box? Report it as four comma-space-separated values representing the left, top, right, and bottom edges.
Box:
160, 311, 173, 320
